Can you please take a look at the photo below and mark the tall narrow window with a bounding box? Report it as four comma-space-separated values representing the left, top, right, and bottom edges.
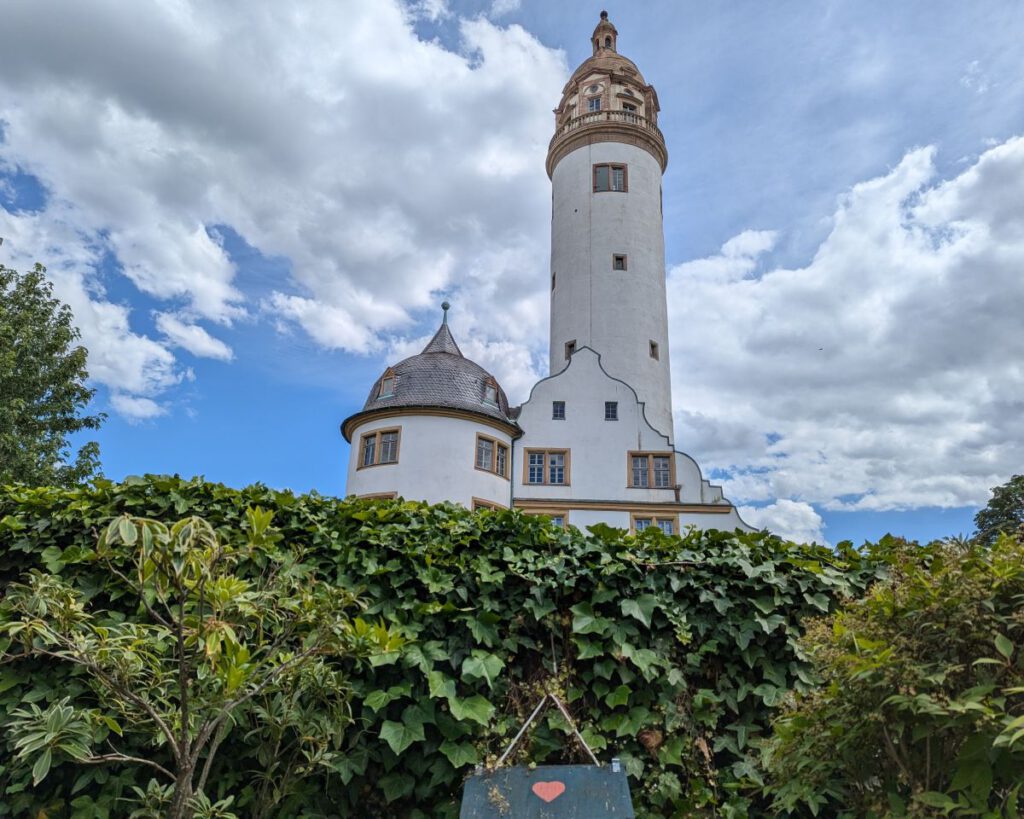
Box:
476, 437, 494, 471
482, 378, 498, 405
359, 428, 401, 468
551, 271, 556, 290
587, 97, 601, 112
628, 452, 675, 488
649, 340, 660, 360
564, 340, 576, 360
593, 163, 627, 193
525, 450, 570, 485
552, 401, 566, 420
605, 401, 618, 421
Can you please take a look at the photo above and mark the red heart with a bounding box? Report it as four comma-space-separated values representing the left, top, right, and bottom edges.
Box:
532, 781, 566, 802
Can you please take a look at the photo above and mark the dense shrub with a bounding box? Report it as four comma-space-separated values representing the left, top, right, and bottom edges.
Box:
765, 536, 1024, 816
0, 476, 876, 816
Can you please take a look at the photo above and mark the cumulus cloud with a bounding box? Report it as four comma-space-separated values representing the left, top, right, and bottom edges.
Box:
155, 313, 233, 361
109, 394, 167, 422
739, 500, 827, 545
0, 0, 563, 415
669, 138, 1024, 513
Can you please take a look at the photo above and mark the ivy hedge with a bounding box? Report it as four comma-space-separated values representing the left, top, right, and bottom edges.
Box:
0, 476, 880, 817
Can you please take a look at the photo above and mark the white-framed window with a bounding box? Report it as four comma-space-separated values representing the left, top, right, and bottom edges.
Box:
622, 102, 637, 113
587, 97, 601, 112
360, 428, 401, 468
629, 452, 674, 488
525, 449, 569, 485
482, 379, 499, 405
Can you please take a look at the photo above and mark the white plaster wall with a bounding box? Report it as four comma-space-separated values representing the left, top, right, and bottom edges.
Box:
549, 142, 674, 438
513, 349, 751, 532
345, 414, 513, 508
515, 349, 674, 504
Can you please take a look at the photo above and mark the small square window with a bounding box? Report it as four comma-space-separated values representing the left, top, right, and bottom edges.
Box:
649, 340, 659, 360
593, 164, 627, 193
605, 401, 618, 421
565, 340, 576, 360
613, 254, 627, 271
552, 401, 565, 420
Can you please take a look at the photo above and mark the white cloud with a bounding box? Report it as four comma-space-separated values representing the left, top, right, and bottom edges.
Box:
155, 313, 233, 361
739, 500, 827, 545
489, 0, 521, 18
109, 394, 167, 422
0, 0, 565, 418
669, 137, 1024, 513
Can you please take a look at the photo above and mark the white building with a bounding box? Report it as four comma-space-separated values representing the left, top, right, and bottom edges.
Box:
343, 13, 750, 535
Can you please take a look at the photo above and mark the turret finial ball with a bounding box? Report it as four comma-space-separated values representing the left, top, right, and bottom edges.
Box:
600, 10, 608, 20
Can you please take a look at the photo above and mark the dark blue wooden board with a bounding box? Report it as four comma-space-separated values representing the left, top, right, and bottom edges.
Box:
459, 765, 635, 818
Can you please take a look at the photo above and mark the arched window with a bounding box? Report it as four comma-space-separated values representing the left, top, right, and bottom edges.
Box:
605, 36, 612, 47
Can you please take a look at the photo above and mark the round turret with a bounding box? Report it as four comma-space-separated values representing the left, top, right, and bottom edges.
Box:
341, 306, 519, 508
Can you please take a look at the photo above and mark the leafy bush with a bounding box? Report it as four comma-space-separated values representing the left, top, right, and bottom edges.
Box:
764, 536, 1024, 817
0, 476, 875, 816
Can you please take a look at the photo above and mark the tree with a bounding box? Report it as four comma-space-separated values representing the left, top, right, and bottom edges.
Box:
0, 262, 104, 487
975, 474, 1024, 546
0, 509, 400, 818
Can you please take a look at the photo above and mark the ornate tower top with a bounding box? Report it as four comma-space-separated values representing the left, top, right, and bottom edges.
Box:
546, 13, 667, 177
592, 10, 618, 54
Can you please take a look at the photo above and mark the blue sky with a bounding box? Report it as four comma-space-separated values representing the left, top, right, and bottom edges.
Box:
2, 1, 1022, 545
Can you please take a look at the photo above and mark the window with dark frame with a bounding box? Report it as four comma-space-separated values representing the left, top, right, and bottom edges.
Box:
360, 428, 400, 468
525, 449, 569, 485
613, 254, 627, 271
605, 401, 618, 421
552, 401, 566, 420
593, 164, 627, 193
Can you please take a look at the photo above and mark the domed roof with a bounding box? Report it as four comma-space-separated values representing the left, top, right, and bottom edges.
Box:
569, 12, 646, 86
344, 307, 514, 438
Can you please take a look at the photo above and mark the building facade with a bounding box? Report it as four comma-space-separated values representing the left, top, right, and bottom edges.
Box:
342, 13, 750, 535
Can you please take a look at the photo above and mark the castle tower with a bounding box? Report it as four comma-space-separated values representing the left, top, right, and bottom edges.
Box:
547, 11, 673, 437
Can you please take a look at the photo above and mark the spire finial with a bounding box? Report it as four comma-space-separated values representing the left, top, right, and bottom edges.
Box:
441, 300, 450, 324
600, 10, 608, 20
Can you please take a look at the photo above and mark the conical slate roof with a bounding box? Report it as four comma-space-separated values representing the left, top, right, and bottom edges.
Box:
358, 315, 512, 425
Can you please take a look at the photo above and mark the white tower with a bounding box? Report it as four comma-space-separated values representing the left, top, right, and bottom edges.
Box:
547, 12, 673, 437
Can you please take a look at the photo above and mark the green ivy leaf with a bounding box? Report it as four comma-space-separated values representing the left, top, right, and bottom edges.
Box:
439, 739, 478, 768
461, 650, 504, 689
379, 720, 425, 755
995, 634, 1014, 660
449, 695, 494, 726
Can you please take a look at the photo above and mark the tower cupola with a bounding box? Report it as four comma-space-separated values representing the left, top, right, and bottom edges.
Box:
592, 10, 617, 54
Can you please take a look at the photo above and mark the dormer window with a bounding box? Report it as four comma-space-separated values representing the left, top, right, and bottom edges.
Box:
378, 373, 396, 398
482, 379, 498, 405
